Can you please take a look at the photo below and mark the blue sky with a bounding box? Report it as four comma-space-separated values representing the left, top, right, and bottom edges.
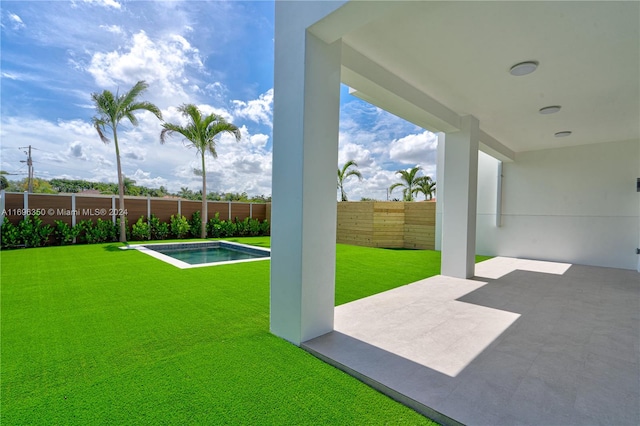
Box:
1, 0, 437, 200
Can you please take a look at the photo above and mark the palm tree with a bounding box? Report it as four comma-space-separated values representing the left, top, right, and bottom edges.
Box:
92, 80, 162, 242
413, 175, 436, 200
161, 104, 241, 238
389, 166, 422, 201
337, 160, 363, 201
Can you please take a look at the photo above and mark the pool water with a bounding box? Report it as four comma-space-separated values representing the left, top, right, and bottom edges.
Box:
155, 246, 266, 265
128, 241, 271, 269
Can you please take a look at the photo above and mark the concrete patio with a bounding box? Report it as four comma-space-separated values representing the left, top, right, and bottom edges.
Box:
303, 257, 639, 425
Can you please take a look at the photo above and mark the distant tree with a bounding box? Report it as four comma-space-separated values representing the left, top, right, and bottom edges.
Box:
122, 176, 141, 196
413, 175, 436, 200
92, 80, 162, 242
249, 194, 271, 203
179, 187, 194, 199
223, 192, 249, 202
19, 177, 55, 194
337, 160, 363, 201
389, 166, 422, 201
0, 171, 9, 190
161, 104, 241, 238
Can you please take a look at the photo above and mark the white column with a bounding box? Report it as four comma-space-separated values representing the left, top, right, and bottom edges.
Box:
0, 190, 5, 224
71, 194, 77, 227
435, 133, 445, 251
23, 191, 28, 220
271, 2, 342, 345
440, 115, 480, 279
111, 196, 117, 225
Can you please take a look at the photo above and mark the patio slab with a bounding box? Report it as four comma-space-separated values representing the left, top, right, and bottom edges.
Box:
302, 257, 640, 425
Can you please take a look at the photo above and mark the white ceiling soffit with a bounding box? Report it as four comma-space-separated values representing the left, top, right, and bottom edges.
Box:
335, 1, 639, 154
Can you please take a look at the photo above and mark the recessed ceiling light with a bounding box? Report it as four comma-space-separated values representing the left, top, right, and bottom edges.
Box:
554, 131, 572, 137
539, 105, 561, 114
509, 61, 539, 76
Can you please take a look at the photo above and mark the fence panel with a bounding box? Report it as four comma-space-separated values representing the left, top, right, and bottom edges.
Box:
4, 193, 29, 224
208, 202, 230, 221
231, 203, 250, 221
76, 196, 113, 223
336, 201, 436, 249
179, 200, 200, 221
150, 199, 179, 223
252, 203, 267, 222
31, 194, 73, 226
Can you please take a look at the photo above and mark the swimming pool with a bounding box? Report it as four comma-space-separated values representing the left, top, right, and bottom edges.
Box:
127, 241, 270, 269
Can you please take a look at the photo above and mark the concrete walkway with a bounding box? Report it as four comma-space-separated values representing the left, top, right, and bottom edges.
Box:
303, 257, 639, 425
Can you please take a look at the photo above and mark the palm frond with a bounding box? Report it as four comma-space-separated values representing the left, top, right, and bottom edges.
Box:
120, 81, 149, 111
129, 101, 163, 121
389, 182, 404, 193
93, 119, 111, 144
344, 170, 363, 180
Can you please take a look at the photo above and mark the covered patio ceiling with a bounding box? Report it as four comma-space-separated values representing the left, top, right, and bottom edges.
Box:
310, 1, 639, 157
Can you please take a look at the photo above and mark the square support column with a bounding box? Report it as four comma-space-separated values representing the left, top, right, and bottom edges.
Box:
270, 3, 342, 345
440, 115, 480, 278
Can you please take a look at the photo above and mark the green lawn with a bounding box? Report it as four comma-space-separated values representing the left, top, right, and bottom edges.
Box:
1, 238, 488, 424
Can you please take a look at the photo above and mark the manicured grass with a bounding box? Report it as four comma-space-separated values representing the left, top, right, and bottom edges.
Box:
1, 239, 486, 424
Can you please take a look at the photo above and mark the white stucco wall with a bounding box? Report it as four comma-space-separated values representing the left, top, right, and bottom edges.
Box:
476, 139, 640, 270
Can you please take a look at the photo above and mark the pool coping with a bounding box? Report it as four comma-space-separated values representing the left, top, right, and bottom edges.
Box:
122, 240, 271, 269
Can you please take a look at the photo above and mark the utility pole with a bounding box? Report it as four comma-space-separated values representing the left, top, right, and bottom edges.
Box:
19, 145, 33, 193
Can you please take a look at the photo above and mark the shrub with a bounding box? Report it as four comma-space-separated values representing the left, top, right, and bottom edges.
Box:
18, 214, 53, 248
131, 216, 151, 241
149, 215, 169, 240
75, 219, 92, 244
248, 218, 261, 236
77, 219, 117, 244
170, 214, 190, 239
207, 213, 222, 238
235, 217, 249, 237
53, 220, 80, 245
1, 217, 20, 249
93, 219, 117, 243
189, 211, 202, 238
219, 220, 236, 238
260, 219, 270, 236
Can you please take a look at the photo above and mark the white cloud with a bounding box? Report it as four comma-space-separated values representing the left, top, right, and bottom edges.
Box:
8, 13, 25, 30
130, 169, 168, 189
99, 24, 123, 34
232, 88, 273, 127
389, 131, 438, 167
1, 72, 22, 80
78, 0, 121, 9
87, 31, 204, 107
338, 141, 374, 169
248, 133, 269, 149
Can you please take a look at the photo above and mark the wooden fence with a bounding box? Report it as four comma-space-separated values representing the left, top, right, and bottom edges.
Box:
336, 201, 435, 249
2, 192, 434, 249
0, 192, 269, 230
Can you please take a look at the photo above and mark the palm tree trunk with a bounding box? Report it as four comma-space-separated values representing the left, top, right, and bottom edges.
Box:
201, 152, 207, 239
113, 131, 127, 242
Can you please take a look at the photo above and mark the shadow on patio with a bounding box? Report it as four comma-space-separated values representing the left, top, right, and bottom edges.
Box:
303, 258, 639, 425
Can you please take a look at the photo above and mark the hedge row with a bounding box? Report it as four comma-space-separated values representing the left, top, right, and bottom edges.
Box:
0, 212, 269, 249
